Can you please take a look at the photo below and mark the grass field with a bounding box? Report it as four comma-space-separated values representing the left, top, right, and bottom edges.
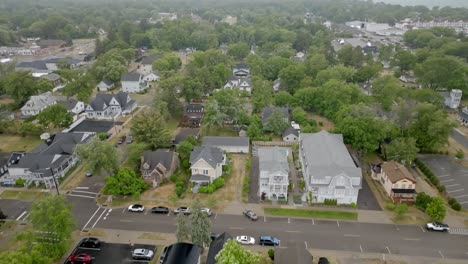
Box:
0, 134, 42, 152
0, 190, 48, 201
264, 207, 358, 220
201, 126, 237, 137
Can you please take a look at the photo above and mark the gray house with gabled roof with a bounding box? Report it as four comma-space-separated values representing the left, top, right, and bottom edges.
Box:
6, 132, 93, 188
86, 92, 136, 120
299, 131, 362, 204
258, 147, 289, 200
121, 72, 148, 93
189, 146, 225, 184
140, 150, 179, 187
96, 79, 115, 91
202, 136, 250, 153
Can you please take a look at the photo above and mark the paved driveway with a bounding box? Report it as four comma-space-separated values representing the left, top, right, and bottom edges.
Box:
357, 177, 381, 211
248, 155, 260, 203
419, 154, 468, 208
0, 199, 31, 220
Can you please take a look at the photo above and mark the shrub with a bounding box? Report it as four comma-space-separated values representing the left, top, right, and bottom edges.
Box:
415, 192, 432, 211
455, 149, 464, 159
15, 178, 26, 187
97, 132, 107, 140
175, 186, 185, 197
448, 197, 457, 205
350, 202, 356, 208
451, 202, 462, 211
437, 185, 446, 193
324, 199, 337, 206
268, 249, 274, 260
386, 203, 395, 211
213, 178, 225, 189
299, 179, 305, 190
430, 177, 440, 186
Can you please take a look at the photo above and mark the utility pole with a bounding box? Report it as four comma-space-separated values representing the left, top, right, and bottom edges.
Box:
50, 168, 60, 195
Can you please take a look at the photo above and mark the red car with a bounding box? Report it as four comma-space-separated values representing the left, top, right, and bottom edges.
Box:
69, 253, 92, 264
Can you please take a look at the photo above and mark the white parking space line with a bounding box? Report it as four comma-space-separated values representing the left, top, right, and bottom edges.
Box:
82, 207, 101, 230
214, 213, 217, 219
440, 179, 455, 183
312, 218, 315, 225
446, 184, 461, 188
288, 218, 290, 224
286, 230, 300, 233
72, 190, 98, 195
229, 227, 245, 230
438, 250, 444, 258
344, 234, 360, 237
438, 175, 450, 178
122, 208, 126, 214
263, 216, 266, 222
455, 194, 468, 198
304, 241, 308, 249
23, 213, 30, 221
394, 224, 400, 231
337, 221, 340, 227
16, 211, 27, 221
459, 201, 468, 204
386, 246, 392, 255
419, 226, 426, 232
120, 220, 132, 222
76, 187, 90, 190
91, 208, 107, 228
360, 244, 363, 253
403, 238, 420, 241
448, 189, 464, 193
68, 194, 96, 199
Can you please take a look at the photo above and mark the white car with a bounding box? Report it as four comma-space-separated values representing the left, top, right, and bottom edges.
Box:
132, 248, 154, 260
236, 235, 255, 245
128, 204, 145, 212
426, 222, 449, 232
201, 208, 212, 216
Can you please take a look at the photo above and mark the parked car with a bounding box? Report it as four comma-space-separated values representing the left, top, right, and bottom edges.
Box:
69, 253, 92, 264
159, 246, 168, 263
243, 209, 258, 221
426, 222, 450, 232
85, 171, 92, 177
132, 248, 154, 260
174, 207, 191, 215
126, 136, 133, 144
236, 235, 255, 245
201, 208, 212, 216
151, 206, 169, 214
128, 204, 145, 213
258, 236, 280, 246
318, 257, 330, 264
79, 237, 101, 248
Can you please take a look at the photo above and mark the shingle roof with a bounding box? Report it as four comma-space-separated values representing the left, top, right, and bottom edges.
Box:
174, 128, 200, 144
300, 131, 361, 183
20, 92, 57, 112
189, 174, 211, 182
282, 127, 299, 137
141, 150, 176, 172
57, 99, 78, 111
88, 92, 133, 111
44, 57, 81, 65
262, 106, 289, 123
36, 39, 66, 48
258, 147, 289, 176
190, 146, 223, 168
382, 161, 416, 183
141, 54, 162, 65
202, 136, 249, 147
40, 73, 61, 81
121, 72, 141, 82
234, 63, 249, 69
459, 108, 468, 120
16, 60, 48, 70
206, 233, 232, 264
69, 120, 124, 133
98, 79, 114, 87
162, 242, 200, 264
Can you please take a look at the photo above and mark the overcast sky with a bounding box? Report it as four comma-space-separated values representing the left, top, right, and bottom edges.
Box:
373, 0, 468, 8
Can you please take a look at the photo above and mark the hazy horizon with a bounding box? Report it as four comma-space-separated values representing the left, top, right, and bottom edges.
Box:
373, 0, 468, 8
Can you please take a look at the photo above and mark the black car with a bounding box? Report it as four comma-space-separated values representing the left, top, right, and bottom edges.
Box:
159, 246, 168, 263
258, 236, 280, 246
210, 232, 220, 241
318, 257, 330, 264
151, 206, 169, 214
79, 237, 101, 248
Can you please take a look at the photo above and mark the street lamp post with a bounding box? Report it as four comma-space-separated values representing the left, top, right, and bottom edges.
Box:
50, 168, 60, 195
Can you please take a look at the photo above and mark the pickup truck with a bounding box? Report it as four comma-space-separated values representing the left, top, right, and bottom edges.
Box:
426, 222, 450, 232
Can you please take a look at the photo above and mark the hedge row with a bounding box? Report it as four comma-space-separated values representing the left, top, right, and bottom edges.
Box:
324, 199, 338, 206
198, 178, 225, 194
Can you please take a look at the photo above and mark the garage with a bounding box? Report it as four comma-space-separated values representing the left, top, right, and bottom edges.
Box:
201, 136, 250, 153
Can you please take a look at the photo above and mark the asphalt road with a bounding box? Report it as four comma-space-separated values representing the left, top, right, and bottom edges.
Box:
451, 129, 468, 149
91, 208, 468, 260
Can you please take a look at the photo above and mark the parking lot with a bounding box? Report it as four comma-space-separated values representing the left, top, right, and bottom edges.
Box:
65, 241, 157, 264
419, 154, 468, 208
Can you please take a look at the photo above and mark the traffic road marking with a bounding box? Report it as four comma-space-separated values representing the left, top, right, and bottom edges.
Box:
304, 241, 308, 249
448, 189, 464, 193
91, 208, 107, 228
445, 184, 460, 188
82, 207, 101, 230
455, 194, 468, 198
394, 224, 400, 231
337, 221, 340, 227
72, 190, 98, 195
16, 211, 27, 221
288, 218, 290, 224
438, 250, 444, 258
440, 179, 454, 183
68, 194, 96, 199
403, 238, 420, 241
119, 220, 132, 222
122, 208, 126, 214
438, 175, 450, 178
311, 218, 315, 225
76, 187, 90, 189
386, 246, 392, 255
344, 234, 360, 237
263, 216, 266, 222
360, 244, 363, 253
419, 226, 426, 232
286, 230, 300, 233
459, 201, 468, 204
229, 227, 245, 230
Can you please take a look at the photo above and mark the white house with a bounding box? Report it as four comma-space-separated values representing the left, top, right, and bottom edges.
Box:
202, 136, 250, 153
258, 147, 289, 201
121, 72, 148, 93
96, 79, 115, 91
273, 79, 281, 92
20, 92, 57, 117
299, 131, 362, 204
223, 76, 252, 95
86, 92, 137, 120
440, 89, 462, 109
57, 99, 85, 121
282, 127, 299, 142
138, 55, 162, 75
189, 146, 226, 185
143, 71, 160, 82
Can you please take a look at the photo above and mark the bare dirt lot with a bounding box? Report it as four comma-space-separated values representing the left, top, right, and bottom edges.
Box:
308, 114, 335, 131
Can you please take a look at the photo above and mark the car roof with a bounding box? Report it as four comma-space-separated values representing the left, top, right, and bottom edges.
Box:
84, 237, 99, 241
134, 248, 148, 253
260, 235, 272, 239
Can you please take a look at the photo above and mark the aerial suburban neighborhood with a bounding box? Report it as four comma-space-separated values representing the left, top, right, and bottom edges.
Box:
1, 0, 468, 264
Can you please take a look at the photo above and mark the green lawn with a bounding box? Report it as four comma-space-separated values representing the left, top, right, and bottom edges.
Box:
264, 208, 358, 220
0, 190, 49, 201
0, 134, 43, 152
201, 126, 237, 137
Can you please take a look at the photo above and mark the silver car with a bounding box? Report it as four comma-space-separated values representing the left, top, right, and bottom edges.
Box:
132, 248, 154, 260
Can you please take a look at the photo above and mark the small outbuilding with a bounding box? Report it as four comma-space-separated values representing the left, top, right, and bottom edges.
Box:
202, 136, 250, 153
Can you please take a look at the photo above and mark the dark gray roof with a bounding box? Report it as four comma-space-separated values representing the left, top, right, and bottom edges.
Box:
141, 150, 176, 171
282, 127, 299, 137
141, 54, 162, 65
262, 106, 289, 123
206, 233, 232, 264
189, 174, 211, 182
57, 99, 78, 111
234, 63, 249, 70
88, 92, 133, 111
186, 104, 204, 112
202, 136, 249, 147
69, 120, 124, 133
16, 60, 48, 70
121, 72, 141, 82
174, 128, 200, 144
44, 57, 81, 65
190, 146, 223, 168
100, 79, 114, 86
162, 242, 200, 264
40, 73, 61, 81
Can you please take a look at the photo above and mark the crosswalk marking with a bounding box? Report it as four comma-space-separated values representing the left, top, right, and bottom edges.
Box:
449, 227, 468, 235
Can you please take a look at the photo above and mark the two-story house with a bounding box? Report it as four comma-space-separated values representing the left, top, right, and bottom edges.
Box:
371, 161, 417, 204
182, 104, 204, 127
20, 91, 57, 117
121, 72, 148, 93
189, 146, 225, 185
40, 73, 63, 92
299, 131, 362, 204
223, 76, 252, 95
140, 150, 179, 188
233, 63, 250, 77
86, 92, 137, 120
57, 98, 85, 121
7, 132, 93, 188
258, 147, 289, 201
138, 54, 162, 75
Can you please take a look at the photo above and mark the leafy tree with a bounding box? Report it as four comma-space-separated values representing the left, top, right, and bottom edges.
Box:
391, 50, 416, 72
426, 197, 446, 222
126, 143, 150, 169
252, 78, 273, 113
408, 104, 455, 152
152, 53, 181, 73
204, 99, 226, 128
178, 140, 195, 163
264, 109, 289, 136
3, 71, 45, 106
371, 76, 403, 111
176, 213, 192, 243
227, 42, 250, 60
337, 46, 364, 68
215, 239, 261, 264
291, 107, 308, 125
415, 192, 432, 211
58, 70, 94, 102
304, 53, 329, 78
36, 104, 72, 128
278, 64, 305, 94
394, 203, 409, 219
212, 89, 245, 125
315, 65, 355, 86
190, 200, 212, 251
247, 116, 263, 140
353, 63, 382, 83
131, 109, 171, 149
274, 91, 295, 107
103, 167, 148, 196
414, 55, 467, 91
28, 195, 75, 259
76, 139, 120, 174
263, 56, 293, 81
385, 137, 419, 164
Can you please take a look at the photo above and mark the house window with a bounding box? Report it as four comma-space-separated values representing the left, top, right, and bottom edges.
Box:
203, 170, 208, 175
402, 183, 407, 189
